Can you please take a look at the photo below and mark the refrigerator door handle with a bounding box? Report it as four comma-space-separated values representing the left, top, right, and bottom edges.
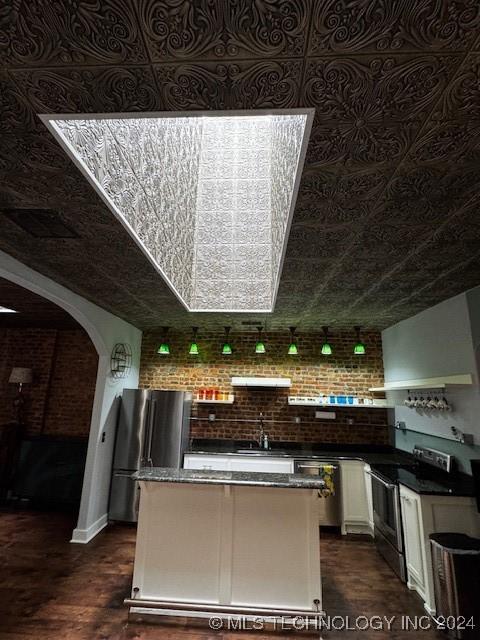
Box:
147, 400, 156, 467
113, 471, 135, 479
141, 398, 151, 467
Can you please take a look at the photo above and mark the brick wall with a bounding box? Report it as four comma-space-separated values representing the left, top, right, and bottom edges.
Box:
0, 328, 98, 438
140, 330, 390, 445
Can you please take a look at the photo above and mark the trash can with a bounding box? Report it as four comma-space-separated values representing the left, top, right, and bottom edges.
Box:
430, 533, 480, 639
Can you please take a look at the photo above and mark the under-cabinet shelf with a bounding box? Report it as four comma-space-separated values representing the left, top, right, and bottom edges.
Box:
287, 396, 393, 409
369, 373, 473, 392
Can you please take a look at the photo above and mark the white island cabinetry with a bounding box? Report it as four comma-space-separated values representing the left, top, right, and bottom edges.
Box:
128, 469, 323, 622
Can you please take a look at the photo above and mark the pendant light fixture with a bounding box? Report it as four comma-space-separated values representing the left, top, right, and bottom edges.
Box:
222, 326, 232, 355
157, 327, 170, 355
189, 327, 199, 355
287, 326, 298, 355
321, 326, 332, 355
353, 326, 366, 355
255, 326, 266, 354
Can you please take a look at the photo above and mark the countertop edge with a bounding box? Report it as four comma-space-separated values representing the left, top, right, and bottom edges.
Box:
134, 468, 328, 490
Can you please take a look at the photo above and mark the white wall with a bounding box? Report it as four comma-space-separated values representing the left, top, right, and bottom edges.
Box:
0, 250, 142, 541
382, 290, 480, 472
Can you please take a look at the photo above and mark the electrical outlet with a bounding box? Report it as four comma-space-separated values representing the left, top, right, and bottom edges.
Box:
208, 413, 215, 422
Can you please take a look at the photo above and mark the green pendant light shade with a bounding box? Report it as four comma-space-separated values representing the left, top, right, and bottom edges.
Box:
222, 326, 232, 355
321, 326, 332, 355
157, 326, 170, 355
189, 327, 199, 355
255, 326, 266, 354
353, 325, 366, 355
288, 326, 298, 355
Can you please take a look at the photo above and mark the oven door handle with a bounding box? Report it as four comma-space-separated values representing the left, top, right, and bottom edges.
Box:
295, 463, 338, 470
366, 470, 397, 490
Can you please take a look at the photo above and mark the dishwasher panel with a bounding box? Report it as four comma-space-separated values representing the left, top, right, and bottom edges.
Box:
294, 460, 341, 526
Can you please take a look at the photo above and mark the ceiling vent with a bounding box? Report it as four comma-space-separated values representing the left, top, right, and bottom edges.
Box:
1, 209, 78, 238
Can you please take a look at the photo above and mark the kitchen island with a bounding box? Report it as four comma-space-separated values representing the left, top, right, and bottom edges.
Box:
127, 467, 325, 622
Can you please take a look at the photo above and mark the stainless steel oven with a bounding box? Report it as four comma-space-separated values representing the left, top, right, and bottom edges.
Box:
368, 470, 406, 582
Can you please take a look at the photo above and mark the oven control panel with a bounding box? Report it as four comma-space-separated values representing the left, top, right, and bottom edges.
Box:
412, 445, 453, 473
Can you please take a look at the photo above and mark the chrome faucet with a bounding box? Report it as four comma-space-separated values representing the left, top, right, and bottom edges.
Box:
257, 413, 269, 449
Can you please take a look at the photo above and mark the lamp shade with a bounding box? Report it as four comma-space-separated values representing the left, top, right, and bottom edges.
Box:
9, 367, 33, 384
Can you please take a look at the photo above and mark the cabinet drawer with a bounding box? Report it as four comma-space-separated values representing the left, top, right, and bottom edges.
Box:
229, 457, 293, 473
183, 455, 230, 471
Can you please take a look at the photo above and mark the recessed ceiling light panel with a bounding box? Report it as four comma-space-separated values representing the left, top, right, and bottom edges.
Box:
42, 110, 313, 313
0, 306, 18, 313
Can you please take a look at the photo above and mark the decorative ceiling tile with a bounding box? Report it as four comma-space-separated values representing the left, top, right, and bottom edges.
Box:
11, 69, 100, 114
295, 168, 387, 227
304, 119, 420, 171
301, 55, 460, 122
308, 1, 480, 55
138, 0, 311, 60
86, 66, 163, 112
0, 72, 40, 132
404, 119, 480, 167
284, 227, 355, 262
0, 134, 72, 174
11, 66, 162, 114
432, 54, 480, 121
0, 167, 98, 208
385, 165, 480, 217
153, 60, 302, 110
1, 0, 148, 67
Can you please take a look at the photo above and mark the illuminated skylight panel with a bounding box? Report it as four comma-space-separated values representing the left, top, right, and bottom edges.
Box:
45, 111, 311, 313
192, 116, 273, 311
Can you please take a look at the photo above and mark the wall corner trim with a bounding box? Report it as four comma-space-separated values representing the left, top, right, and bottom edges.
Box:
70, 513, 108, 544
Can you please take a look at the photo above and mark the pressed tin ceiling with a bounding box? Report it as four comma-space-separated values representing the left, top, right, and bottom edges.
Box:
1, 1, 480, 330
0, 277, 79, 328
43, 111, 311, 313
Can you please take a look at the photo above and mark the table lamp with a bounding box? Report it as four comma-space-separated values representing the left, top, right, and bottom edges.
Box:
8, 367, 33, 423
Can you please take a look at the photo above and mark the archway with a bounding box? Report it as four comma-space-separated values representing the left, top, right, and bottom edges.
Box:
0, 250, 142, 542
0, 279, 99, 514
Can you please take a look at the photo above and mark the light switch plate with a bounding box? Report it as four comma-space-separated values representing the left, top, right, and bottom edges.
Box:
315, 411, 336, 420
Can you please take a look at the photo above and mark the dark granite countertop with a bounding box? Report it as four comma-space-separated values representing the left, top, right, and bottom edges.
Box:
186, 440, 477, 497
369, 463, 476, 497
186, 439, 413, 466
134, 467, 327, 490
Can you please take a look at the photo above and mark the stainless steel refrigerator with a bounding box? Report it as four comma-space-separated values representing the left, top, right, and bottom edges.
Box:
109, 388, 192, 522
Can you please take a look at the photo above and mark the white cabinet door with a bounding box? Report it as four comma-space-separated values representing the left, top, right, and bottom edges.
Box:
340, 460, 372, 535
399, 485, 426, 598
364, 464, 374, 532
399, 486, 479, 615
183, 454, 231, 471
183, 454, 293, 474
229, 457, 294, 473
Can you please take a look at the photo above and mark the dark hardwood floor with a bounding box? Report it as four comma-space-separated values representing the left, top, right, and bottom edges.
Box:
0, 510, 445, 639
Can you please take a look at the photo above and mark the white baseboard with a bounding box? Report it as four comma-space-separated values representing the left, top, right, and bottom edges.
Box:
70, 513, 108, 544
343, 522, 373, 536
